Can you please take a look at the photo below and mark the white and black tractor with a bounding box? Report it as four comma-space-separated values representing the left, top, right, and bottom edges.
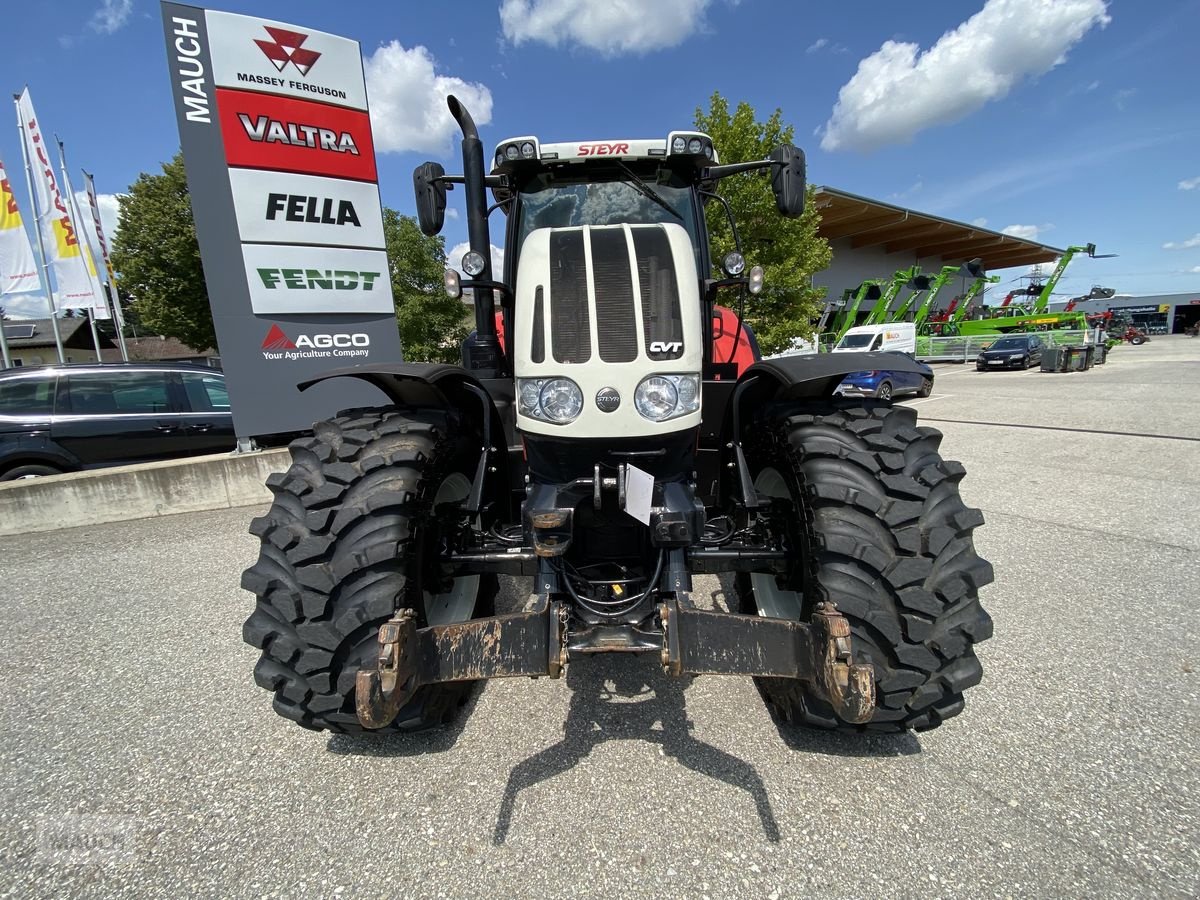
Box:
242, 97, 993, 736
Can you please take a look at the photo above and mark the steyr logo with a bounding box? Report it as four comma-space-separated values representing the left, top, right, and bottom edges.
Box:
255, 27, 321, 77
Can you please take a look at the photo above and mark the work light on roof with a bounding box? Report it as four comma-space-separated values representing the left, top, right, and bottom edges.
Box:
520, 141, 535, 159
671, 136, 687, 153
687, 138, 702, 154
505, 144, 519, 161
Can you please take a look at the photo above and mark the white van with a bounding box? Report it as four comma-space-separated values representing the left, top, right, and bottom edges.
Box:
832, 323, 916, 354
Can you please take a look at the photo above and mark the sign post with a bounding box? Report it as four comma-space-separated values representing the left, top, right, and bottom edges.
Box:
161, 3, 402, 439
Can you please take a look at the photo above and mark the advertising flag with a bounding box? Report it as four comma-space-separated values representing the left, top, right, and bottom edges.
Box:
15, 88, 97, 308
0, 158, 41, 296
81, 171, 126, 328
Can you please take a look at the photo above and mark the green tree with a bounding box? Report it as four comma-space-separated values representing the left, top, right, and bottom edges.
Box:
383, 209, 469, 363
110, 152, 215, 351
695, 93, 831, 354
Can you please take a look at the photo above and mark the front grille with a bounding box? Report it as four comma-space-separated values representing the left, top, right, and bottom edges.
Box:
590, 228, 638, 363
633, 228, 683, 360
549, 230, 590, 364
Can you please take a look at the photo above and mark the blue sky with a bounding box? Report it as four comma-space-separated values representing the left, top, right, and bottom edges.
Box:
2, 0, 1198, 318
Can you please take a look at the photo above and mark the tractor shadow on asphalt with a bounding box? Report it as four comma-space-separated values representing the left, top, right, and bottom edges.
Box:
492, 655, 781, 845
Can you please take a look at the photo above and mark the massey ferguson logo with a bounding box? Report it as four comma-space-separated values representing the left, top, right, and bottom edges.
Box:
261, 324, 370, 360
255, 27, 321, 76
238, 114, 360, 155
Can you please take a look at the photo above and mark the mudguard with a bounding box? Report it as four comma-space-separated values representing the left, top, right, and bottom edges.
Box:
743, 351, 930, 402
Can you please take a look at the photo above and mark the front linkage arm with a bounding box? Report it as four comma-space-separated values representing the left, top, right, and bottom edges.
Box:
356, 596, 875, 729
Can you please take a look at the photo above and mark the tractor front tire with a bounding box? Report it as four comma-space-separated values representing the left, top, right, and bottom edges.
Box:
738, 403, 993, 733
241, 407, 496, 733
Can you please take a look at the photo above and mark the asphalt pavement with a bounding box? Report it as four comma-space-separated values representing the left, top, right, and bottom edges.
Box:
1, 336, 1197, 898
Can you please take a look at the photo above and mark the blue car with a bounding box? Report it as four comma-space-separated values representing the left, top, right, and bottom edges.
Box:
834, 357, 934, 401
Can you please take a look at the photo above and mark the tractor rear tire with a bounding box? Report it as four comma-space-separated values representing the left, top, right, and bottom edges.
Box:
241, 406, 497, 733
737, 402, 993, 733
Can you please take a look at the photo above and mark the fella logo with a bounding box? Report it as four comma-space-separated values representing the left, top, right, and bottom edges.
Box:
255, 27, 321, 77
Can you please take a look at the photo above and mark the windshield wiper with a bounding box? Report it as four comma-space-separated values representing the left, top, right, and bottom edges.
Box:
615, 162, 682, 221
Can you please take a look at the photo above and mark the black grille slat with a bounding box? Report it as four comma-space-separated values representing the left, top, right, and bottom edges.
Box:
531, 286, 545, 364
633, 227, 683, 360
590, 228, 638, 363
549, 231, 591, 364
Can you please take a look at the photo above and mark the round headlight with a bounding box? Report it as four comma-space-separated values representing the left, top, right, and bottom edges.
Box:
676, 375, 699, 408
495, 151, 505, 168
539, 378, 584, 423
722, 251, 745, 276
635, 376, 678, 421
505, 144, 520, 160
520, 141, 535, 159
703, 144, 713, 159
461, 250, 486, 277
671, 136, 687, 153
747, 265, 765, 295
519, 379, 542, 414
687, 138, 702, 154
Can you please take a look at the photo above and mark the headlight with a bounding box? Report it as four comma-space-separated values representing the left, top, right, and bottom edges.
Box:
634, 374, 700, 422
461, 250, 486, 276
671, 136, 686, 153
517, 377, 583, 425
722, 251, 745, 276
520, 141, 535, 159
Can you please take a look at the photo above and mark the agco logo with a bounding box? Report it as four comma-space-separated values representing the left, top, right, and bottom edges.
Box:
255, 27, 321, 77
261, 324, 370, 360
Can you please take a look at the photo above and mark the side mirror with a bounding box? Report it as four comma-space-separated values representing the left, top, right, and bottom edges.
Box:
768, 144, 806, 218
413, 161, 447, 236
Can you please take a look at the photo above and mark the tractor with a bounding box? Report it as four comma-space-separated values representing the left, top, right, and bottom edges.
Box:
242, 97, 993, 737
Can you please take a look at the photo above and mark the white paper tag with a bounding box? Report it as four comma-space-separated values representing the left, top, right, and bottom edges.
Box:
623, 463, 654, 525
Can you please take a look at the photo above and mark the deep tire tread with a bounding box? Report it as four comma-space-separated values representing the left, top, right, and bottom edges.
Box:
241, 406, 496, 734
740, 401, 993, 733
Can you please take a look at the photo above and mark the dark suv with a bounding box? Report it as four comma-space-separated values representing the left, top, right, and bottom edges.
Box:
0, 363, 233, 480
976, 334, 1046, 371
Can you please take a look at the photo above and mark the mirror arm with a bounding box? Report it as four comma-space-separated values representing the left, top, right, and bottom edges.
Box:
703, 159, 773, 180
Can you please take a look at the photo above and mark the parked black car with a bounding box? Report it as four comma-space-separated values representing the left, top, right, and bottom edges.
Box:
0, 363, 233, 480
976, 334, 1046, 371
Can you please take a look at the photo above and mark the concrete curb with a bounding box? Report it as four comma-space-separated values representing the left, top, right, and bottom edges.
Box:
0, 448, 290, 537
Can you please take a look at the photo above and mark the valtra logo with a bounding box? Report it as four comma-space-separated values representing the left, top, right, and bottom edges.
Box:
255, 27, 321, 77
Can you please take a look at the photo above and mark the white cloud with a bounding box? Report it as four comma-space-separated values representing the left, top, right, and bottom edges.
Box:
806, 38, 829, 54
1163, 233, 1200, 250
1190, 266, 1200, 273
0, 294, 54, 319
971, 217, 989, 227
1178, 176, 1200, 191
364, 42, 492, 154
821, 0, 1111, 152
1085, 79, 1100, 91
500, 0, 714, 55
88, 0, 132, 34
1113, 87, 1136, 111
445, 208, 459, 220
1002, 224, 1041, 240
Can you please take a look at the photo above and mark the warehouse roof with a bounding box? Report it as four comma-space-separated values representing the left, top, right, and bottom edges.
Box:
814, 186, 1064, 271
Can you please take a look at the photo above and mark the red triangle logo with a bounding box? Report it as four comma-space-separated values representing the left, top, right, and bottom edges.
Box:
262, 323, 296, 350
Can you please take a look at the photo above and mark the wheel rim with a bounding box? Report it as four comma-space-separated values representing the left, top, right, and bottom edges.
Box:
748, 467, 804, 621
878, 383, 892, 400
423, 471, 480, 626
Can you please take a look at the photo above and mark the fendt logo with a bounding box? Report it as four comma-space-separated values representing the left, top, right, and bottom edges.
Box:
255, 27, 321, 77
261, 324, 370, 361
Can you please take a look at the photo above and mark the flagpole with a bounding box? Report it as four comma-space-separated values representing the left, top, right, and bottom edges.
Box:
14, 92, 65, 364
56, 136, 111, 362
0, 317, 11, 368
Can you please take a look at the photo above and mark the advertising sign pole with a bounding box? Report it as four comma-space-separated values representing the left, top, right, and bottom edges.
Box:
161, 3, 404, 440
81, 169, 130, 361
57, 138, 114, 362
13, 93, 65, 364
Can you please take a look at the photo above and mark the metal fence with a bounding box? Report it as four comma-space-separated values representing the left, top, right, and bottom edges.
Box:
915, 330, 1097, 363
